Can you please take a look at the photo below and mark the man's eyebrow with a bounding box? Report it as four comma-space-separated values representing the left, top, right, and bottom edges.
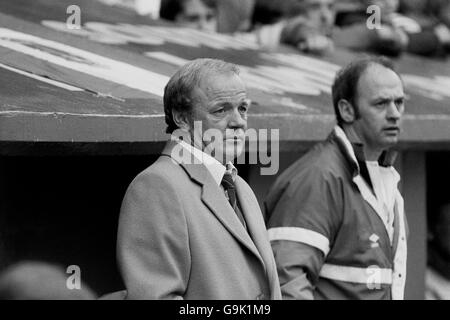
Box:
371, 97, 390, 103
210, 101, 233, 108
372, 94, 405, 102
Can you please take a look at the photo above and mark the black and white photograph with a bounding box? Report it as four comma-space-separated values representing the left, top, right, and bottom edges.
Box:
0, 0, 449, 306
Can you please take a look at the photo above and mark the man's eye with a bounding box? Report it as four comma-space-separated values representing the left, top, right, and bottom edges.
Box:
375, 101, 387, 108
238, 105, 248, 113
395, 99, 404, 107
213, 109, 225, 115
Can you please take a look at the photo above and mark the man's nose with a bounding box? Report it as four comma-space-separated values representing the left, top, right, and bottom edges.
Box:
387, 102, 402, 120
228, 108, 246, 129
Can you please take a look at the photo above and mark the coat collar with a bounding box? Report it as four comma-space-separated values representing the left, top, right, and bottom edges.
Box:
331, 126, 399, 180
161, 140, 266, 268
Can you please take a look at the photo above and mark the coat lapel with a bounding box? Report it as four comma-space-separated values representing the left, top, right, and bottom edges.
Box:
235, 177, 280, 299
200, 173, 264, 265
161, 141, 265, 266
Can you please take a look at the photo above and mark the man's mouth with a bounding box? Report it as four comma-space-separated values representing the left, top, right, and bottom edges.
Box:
383, 126, 400, 134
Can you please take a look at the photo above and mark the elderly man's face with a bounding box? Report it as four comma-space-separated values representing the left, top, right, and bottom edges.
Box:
176, 0, 217, 32
189, 72, 249, 163
352, 64, 404, 154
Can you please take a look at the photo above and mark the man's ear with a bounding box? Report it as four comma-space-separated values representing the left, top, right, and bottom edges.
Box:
338, 99, 356, 123
172, 109, 191, 132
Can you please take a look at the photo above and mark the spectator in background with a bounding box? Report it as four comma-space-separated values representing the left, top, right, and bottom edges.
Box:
398, 0, 450, 55
334, 0, 409, 56
0, 261, 97, 300
252, 0, 405, 56
336, 0, 450, 57
280, 0, 336, 54
216, 0, 255, 33
254, 0, 449, 57
399, 0, 450, 28
159, 0, 218, 32
253, 0, 336, 55
159, 0, 255, 33
426, 203, 450, 300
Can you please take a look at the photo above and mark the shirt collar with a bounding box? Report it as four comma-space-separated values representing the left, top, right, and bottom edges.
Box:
172, 135, 237, 186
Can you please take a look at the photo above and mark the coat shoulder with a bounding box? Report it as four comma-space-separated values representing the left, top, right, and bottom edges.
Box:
133, 155, 185, 183
276, 139, 348, 189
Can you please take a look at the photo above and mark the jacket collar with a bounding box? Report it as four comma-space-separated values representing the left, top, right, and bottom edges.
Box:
331, 125, 398, 179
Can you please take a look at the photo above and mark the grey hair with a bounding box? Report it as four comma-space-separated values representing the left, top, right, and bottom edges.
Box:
163, 58, 240, 134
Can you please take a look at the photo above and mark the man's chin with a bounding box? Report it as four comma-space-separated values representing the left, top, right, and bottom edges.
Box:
381, 136, 399, 149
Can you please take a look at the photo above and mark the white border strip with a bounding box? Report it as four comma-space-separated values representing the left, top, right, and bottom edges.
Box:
268, 227, 330, 256
320, 263, 393, 285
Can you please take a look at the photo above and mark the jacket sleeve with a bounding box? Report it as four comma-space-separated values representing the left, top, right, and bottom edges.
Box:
266, 167, 343, 300
117, 172, 190, 300
270, 240, 325, 299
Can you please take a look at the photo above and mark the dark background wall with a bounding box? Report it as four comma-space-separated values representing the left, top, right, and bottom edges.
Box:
0, 154, 157, 295
427, 152, 450, 226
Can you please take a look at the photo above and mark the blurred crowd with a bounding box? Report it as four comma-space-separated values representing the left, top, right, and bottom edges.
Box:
148, 0, 450, 57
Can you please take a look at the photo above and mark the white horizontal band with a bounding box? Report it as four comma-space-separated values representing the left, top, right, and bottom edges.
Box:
268, 227, 330, 256
319, 264, 393, 285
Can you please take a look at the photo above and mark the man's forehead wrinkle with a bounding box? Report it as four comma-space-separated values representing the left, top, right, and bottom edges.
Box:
201, 84, 246, 99
195, 85, 243, 97
209, 93, 247, 106
207, 87, 246, 97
